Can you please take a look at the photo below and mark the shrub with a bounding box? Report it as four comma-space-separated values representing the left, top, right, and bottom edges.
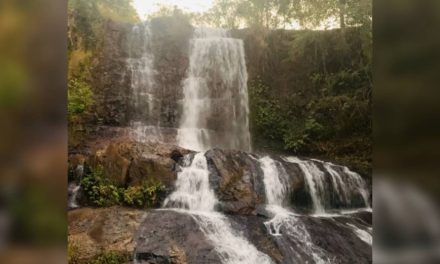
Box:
81, 166, 166, 208
122, 182, 166, 208
81, 166, 122, 207
68, 77, 93, 117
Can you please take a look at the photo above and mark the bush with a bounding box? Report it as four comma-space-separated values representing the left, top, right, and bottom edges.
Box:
123, 181, 166, 208
81, 166, 122, 207
81, 166, 166, 208
68, 77, 93, 117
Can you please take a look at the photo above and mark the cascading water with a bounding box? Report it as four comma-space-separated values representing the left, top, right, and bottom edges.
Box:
177, 28, 251, 152
163, 153, 274, 264
126, 22, 163, 142
284, 157, 370, 213
259, 156, 328, 264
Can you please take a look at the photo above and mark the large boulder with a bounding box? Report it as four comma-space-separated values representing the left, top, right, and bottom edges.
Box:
135, 210, 222, 264
88, 139, 192, 187
68, 206, 144, 263
205, 149, 266, 214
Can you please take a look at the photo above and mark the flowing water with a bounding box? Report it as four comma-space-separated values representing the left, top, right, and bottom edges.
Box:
284, 157, 370, 214
126, 22, 162, 141
177, 28, 251, 152
164, 153, 274, 264
259, 156, 328, 263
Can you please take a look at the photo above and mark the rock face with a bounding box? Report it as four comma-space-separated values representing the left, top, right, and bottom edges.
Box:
89, 17, 192, 128
135, 210, 222, 264
68, 207, 144, 263
134, 209, 372, 264
81, 139, 192, 188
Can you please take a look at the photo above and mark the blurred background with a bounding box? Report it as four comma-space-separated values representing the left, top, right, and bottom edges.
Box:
0, 0, 439, 263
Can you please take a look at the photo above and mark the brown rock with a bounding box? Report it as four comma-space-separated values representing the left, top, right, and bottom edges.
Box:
68, 206, 144, 263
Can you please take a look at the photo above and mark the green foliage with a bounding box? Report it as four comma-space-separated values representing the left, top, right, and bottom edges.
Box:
283, 118, 326, 152
204, 0, 371, 29
249, 78, 286, 144
248, 28, 371, 174
68, 77, 93, 117
122, 182, 165, 208
81, 166, 121, 207
81, 166, 166, 208
91, 252, 129, 264
68, 0, 139, 51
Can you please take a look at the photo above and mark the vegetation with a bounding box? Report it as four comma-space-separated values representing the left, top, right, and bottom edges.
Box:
81, 166, 166, 208
67, 0, 372, 175
248, 28, 371, 175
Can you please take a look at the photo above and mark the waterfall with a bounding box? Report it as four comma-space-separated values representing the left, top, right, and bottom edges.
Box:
284, 157, 370, 213
164, 153, 217, 211
177, 28, 251, 152
126, 22, 162, 142
259, 156, 328, 263
164, 153, 274, 264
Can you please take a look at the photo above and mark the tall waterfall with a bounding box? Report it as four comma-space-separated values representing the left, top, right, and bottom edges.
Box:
164, 153, 274, 264
126, 22, 163, 142
177, 28, 251, 152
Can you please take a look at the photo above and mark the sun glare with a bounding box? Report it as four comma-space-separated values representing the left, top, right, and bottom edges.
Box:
132, 0, 214, 19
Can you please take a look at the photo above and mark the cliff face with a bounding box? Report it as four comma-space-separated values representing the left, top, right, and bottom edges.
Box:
86, 18, 371, 178
90, 17, 192, 127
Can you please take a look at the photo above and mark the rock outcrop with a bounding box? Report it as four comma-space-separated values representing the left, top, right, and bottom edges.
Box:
134, 209, 372, 264
68, 206, 144, 263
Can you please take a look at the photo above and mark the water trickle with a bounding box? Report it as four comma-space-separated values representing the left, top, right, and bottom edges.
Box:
126, 22, 161, 140
164, 152, 274, 264
177, 28, 251, 152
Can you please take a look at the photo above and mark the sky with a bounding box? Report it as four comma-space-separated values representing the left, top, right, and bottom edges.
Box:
132, 0, 214, 19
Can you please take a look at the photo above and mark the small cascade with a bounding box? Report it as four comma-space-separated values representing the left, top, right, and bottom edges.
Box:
163, 152, 274, 264
284, 157, 370, 213
163, 153, 217, 211
177, 28, 251, 152
68, 183, 80, 209
68, 164, 84, 209
259, 156, 328, 263
285, 157, 326, 213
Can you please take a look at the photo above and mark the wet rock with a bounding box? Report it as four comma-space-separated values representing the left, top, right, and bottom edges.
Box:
205, 149, 266, 215
134, 209, 372, 264
135, 210, 222, 264
68, 206, 144, 263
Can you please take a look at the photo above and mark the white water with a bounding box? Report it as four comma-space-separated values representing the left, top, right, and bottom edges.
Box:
164, 152, 274, 264
285, 157, 326, 213
347, 223, 373, 245
164, 153, 217, 211
259, 156, 328, 263
68, 183, 80, 209
126, 22, 161, 141
284, 157, 370, 213
177, 28, 251, 152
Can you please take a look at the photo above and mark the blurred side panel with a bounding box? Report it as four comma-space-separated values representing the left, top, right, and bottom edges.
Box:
374, 0, 440, 263
0, 0, 67, 263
